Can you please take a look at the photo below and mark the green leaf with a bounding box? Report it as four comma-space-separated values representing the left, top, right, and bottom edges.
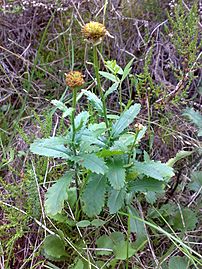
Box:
30, 137, 70, 159
99, 71, 119, 82
97, 149, 124, 158
169, 256, 189, 269
96, 235, 113, 255
188, 170, 202, 191
108, 187, 126, 214
111, 104, 141, 138
113, 240, 135, 260
104, 82, 119, 98
107, 158, 126, 190
91, 219, 105, 228
105, 60, 123, 75
111, 133, 135, 151
128, 206, 146, 237
121, 58, 134, 82
82, 90, 103, 114
78, 153, 108, 175
51, 100, 73, 118
74, 111, 89, 129
45, 172, 73, 216
167, 150, 193, 167
76, 220, 91, 228
172, 208, 198, 231
129, 178, 165, 193
43, 234, 67, 260
133, 161, 174, 181
110, 232, 125, 244
145, 191, 157, 204
72, 259, 84, 269
82, 174, 107, 217
183, 108, 202, 136
67, 187, 77, 208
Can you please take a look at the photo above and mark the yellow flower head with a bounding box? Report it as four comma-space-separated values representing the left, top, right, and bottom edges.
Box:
82, 21, 107, 44
65, 71, 84, 88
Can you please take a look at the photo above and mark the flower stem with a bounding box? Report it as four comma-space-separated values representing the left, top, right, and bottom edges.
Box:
71, 87, 81, 218
93, 46, 110, 138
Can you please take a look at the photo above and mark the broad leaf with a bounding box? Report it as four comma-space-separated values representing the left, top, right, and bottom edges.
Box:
107, 158, 126, 190
74, 111, 89, 130
108, 187, 126, 214
129, 178, 165, 193
45, 172, 73, 216
111, 133, 135, 151
133, 161, 174, 181
128, 206, 146, 237
188, 170, 202, 191
169, 256, 189, 269
96, 235, 114, 255
111, 104, 141, 138
82, 90, 103, 114
172, 208, 198, 231
82, 174, 107, 217
78, 153, 108, 175
43, 234, 67, 260
113, 240, 136, 260
30, 137, 70, 159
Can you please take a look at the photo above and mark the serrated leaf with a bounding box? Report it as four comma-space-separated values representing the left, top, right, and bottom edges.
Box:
169, 256, 189, 269
128, 206, 146, 237
173, 208, 198, 231
74, 111, 89, 130
108, 187, 126, 214
111, 133, 135, 151
30, 137, 70, 159
128, 178, 165, 193
78, 153, 108, 175
99, 71, 119, 82
82, 90, 103, 114
107, 158, 126, 190
76, 220, 91, 228
167, 151, 193, 167
133, 161, 174, 181
43, 234, 67, 260
145, 191, 157, 204
45, 172, 73, 216
111, 104, 141, 138
104, 82, 119, 98
82, 174, 107, 217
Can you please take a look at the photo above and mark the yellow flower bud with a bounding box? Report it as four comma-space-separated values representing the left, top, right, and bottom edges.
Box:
65, 71, 84, 88
82, 21, 107, 45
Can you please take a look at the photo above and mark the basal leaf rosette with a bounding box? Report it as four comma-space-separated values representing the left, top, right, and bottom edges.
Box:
65, 71, 84, 88
82, 21, 107, 45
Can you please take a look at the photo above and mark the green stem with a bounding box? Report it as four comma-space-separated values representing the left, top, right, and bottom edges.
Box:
71, 88, 77, 144
93, 46, 110, 138
71, 88, 81, 218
